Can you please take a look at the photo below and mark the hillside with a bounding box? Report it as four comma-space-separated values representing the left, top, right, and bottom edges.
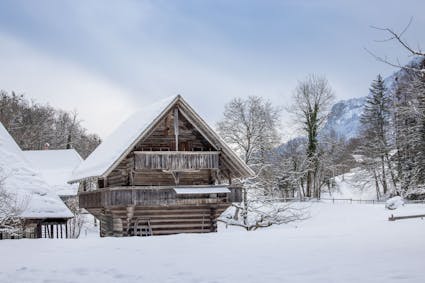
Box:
321, 96, 365, 140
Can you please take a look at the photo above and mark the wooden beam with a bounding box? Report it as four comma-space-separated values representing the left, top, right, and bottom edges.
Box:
389, 214, 425, 221
174, 107, 179, 151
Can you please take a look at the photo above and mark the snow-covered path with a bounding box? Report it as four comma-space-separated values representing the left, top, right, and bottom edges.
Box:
0, 203, 424, 283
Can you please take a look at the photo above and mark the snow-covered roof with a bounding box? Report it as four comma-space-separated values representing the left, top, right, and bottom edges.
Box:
0, 122, 74, 219
70, 95, 254, 183
70, 96, 178, 182
23, 149, 82, 196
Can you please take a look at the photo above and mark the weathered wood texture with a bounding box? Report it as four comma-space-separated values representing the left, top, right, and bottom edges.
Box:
134, 151, 219, 170
388, 214, 425, 221
134, 109, 214, 152
79, 105, 248, 237
80, 186, 242, 209
133, 170, 213, 186
104, 107, 239, 188
88, 205, 226, 236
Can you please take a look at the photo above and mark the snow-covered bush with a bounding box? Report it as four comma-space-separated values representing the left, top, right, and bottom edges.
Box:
385, 196, 404, 210
220, 200, 309, 231
64, 196, 85, 238
0, 171, 24, 239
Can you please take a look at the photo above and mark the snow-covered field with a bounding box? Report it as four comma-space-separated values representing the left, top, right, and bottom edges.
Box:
0, 203, 424, 283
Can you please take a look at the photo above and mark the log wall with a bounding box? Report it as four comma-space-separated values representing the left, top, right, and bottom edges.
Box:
90, 205, 226, 236
80, 187, 242, 236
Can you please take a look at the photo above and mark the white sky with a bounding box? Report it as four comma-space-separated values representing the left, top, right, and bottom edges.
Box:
0, 1, 423, 139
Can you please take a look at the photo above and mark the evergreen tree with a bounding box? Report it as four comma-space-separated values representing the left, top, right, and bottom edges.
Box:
397, 74, 425, 197
359, 75, 395, 197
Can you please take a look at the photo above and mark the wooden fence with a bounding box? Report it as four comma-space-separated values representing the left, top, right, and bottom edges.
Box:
266, 197, 425, 205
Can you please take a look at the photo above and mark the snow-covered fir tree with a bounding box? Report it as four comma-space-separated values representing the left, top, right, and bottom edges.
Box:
358, 74, 395, 198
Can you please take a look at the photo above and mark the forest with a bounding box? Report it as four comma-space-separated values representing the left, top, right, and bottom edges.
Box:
0, 91, 101, 159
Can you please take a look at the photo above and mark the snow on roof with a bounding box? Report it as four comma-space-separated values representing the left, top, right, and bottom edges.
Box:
23, 149, 83, 196
0, 122, 73, 219
70, 95, 254, 183
174, 187, 230, 194
70, 96, 178, 182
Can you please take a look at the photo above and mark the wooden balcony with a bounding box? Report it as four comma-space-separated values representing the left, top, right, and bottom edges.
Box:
134, 151, 220, 170
79, 186, 242, 209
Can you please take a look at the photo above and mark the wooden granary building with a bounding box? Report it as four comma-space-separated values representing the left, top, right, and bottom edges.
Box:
70, 95, 253, 237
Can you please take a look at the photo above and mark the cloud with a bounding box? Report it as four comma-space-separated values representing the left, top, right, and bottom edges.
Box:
0, 33, 139, 138
1, 0, 424, 142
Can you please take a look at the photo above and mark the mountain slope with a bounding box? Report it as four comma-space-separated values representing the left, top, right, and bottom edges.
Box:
321, 97, 365, 140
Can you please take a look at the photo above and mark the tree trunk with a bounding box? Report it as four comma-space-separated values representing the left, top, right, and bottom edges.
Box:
373, 169, 381, 200
385, 153, 398, 193
306, 170, 313, 198
380, 156, 388, 195
242, 188, 248, 229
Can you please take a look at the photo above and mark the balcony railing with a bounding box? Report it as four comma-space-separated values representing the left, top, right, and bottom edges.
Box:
134, 151, 219, 170
79, 186, 242, 209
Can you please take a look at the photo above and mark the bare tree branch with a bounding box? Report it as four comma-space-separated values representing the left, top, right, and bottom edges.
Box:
366, 18, 425, 75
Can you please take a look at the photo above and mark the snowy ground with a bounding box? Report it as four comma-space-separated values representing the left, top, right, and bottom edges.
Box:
0, 202, 424, 283
322, 167, 378, 200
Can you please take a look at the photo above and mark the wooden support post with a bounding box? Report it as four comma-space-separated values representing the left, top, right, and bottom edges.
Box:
65, 222, 68, 239
210, 207, 217, 232
37, 224, 42, 238
174, 108, 179, 151
60, 224, 63, 239
129, 170, 134, 186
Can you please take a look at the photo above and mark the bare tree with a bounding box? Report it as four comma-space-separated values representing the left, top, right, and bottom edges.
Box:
0, 91, 101, 158
217, 96, 309, 230
290, 74, 335, 198
0, 170, 26, 238
219, 168, 309, 231
64, 197, 85, 238
217, 96, 281, 165
367, 18, 425, 75
219, 198, 309, 231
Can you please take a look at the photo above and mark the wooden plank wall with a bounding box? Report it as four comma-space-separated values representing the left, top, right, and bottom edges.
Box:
104, 106, 240, 188
134, 109, 214, 152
